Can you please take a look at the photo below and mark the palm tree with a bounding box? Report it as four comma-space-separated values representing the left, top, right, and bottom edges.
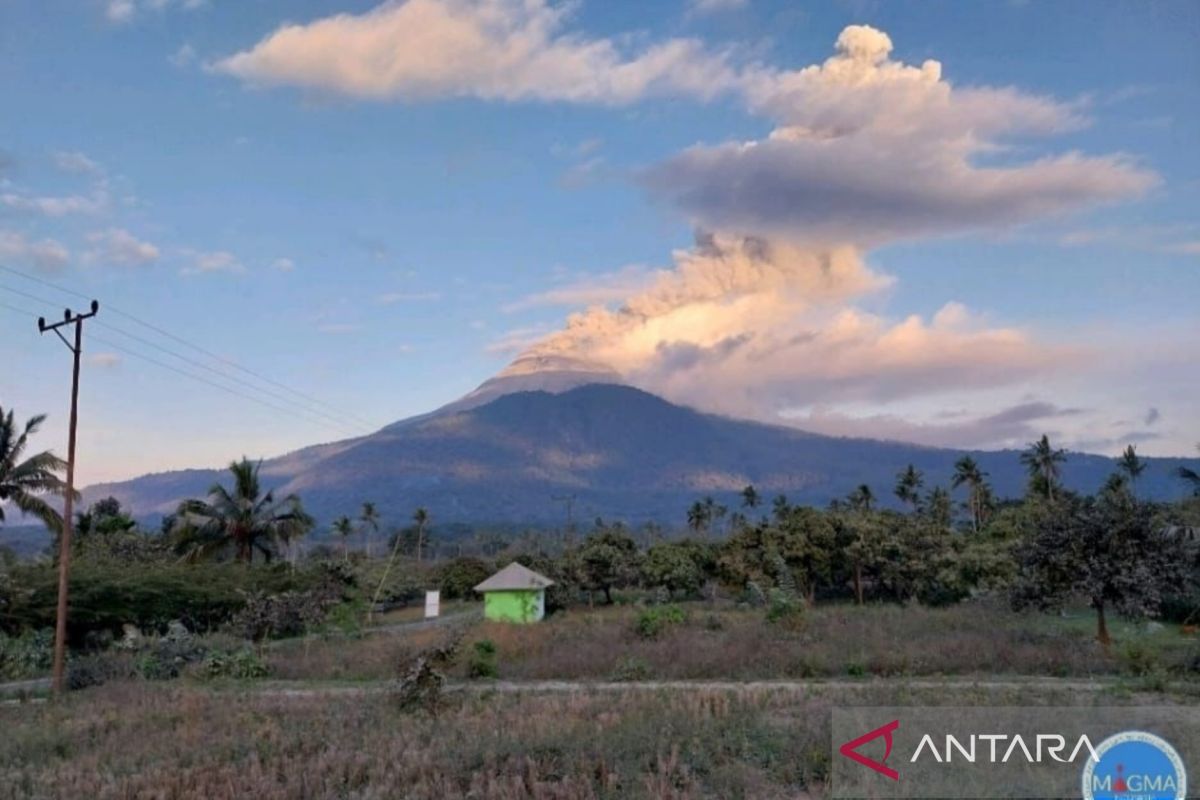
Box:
412, 506, 430, 562
0, 405, 71, 534
1178, 444, 1200, 497
894, 464, 924, 511
686, 500, 709, 535
172, 458, 313, 563
359, 501, 380, 558
1020, 435, 1067, 501
847, 484, 874, 512
332, 515, 355, 562
740, 485, 760, 510
1116, 445, 1146, 494
702, 496, 728, 535
951, 456, 990, 533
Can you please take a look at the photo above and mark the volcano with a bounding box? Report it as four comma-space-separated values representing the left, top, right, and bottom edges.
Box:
75, 368, 1200, 529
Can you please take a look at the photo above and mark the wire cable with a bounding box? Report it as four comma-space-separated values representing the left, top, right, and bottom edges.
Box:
3, 289, 368, 437
0, 267, 382, 431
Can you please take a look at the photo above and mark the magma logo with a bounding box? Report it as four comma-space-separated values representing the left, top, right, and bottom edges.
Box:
1082, 731, 1186, 800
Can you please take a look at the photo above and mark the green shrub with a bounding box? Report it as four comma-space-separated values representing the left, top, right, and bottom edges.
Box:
0, 629, 52, 680
1, 561, 341, 643
634, 605, 686, 639
467, 639, 498, 679
201, 649, 271, 680
611, 656, 651, 682
1121, 641, 1158, 677
438, 557, 492, 600
765, 589, 805, 628
228, 591, 329, 641
323, 600, 366, 637
67, 652, 135, 691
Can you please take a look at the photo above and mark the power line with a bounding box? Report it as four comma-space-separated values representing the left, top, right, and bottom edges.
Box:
3, 291, 368, 437
93, 319, 366, 433
0, 265, 383, 430
88, 333, 366, 438
1, 299, 41, 318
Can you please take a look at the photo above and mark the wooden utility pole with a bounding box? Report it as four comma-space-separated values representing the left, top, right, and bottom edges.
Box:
552, 494, 576, 546
37, 300, 99, 695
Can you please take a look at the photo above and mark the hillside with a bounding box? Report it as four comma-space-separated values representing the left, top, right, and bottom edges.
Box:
75, 383, 1200, 528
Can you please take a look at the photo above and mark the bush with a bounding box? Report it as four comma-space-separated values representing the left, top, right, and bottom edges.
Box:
467, 639, 498, 679
201, 648, 271, 680
0, 629, 52, 680
765, 589, 805, 628
67, 652, 135, 691
611, 656, 651, 682
1121, 642, 1158, 677
1, 561, 339, 643
134, 621, 207, 680
634, 605, 686, 640
438, 557, 492, 600
228, 591, 329, 641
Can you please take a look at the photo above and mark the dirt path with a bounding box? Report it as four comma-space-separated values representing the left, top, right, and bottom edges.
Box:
244, 676, 1139, 700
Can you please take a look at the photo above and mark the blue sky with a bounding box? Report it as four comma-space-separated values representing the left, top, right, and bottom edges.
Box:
1, 0, 1197, 485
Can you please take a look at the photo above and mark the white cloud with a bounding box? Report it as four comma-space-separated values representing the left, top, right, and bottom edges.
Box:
317, 322, 362, 334
505, 264, 655, 311
376, 291, 441, 304
88, 353, 122, 368
780, 400, 1085, 449
84, 228, 160, 266
52, 150, 103, 176
106, 0, 136, 23
688, 0, 749, 15
644, 25, 1157, 247
1163, 241, 1200, 256
1, 187, 108, 217
273, 257, 296, 272
516, 234, 1068, 419
0, 230, 70, 272
169, 43, 197, 68
105, 0, 206, 24
214, 0, 740, 105
180, 249, 244, 275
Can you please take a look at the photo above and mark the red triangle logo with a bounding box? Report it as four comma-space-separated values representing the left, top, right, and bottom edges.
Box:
839, 719, 900, 781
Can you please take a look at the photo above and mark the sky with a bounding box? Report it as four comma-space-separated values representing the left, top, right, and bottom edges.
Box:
0, 0, 1197, 486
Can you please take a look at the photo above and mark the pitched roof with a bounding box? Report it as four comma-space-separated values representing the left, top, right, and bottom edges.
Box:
474, 562, 555, 592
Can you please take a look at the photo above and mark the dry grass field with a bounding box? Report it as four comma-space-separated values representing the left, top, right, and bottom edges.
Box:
263, 600, 1199, 684
3, 680, 1195, 800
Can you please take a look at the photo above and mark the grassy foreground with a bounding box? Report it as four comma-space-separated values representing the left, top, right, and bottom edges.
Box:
264, 601, 1199, 683
3, 682, 1196, 800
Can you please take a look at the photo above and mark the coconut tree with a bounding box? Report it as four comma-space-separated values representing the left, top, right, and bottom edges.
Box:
0, 405, 71, 534
894, 464, 924, 511
412, 506, 430, 562
951, 456, 991, 533
740, 485, 761, 510
1020, 435, 1067, 501
847, 484, 875, 512
686, 500, 710, 536
1117, 444, 1147, 495
332, 515, 355, 562
172, 458, 313, 563
359, 501, 380, 558
1178, 444, 1200, 497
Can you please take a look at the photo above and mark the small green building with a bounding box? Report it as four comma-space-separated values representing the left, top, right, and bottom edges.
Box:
474, 562, 555, 623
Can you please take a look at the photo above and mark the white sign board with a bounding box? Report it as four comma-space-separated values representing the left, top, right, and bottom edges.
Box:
424, 590, 440, 619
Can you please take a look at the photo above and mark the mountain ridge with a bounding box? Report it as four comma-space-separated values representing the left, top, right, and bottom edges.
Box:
76, 382, 1200, 527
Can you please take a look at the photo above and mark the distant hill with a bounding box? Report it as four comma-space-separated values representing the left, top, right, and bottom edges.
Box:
72, 382, 1200, 530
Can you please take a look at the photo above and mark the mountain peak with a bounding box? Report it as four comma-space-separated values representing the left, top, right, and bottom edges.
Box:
435, 353, 625, 415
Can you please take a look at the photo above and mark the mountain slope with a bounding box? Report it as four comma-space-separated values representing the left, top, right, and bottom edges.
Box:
80, 383, 1200, 527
